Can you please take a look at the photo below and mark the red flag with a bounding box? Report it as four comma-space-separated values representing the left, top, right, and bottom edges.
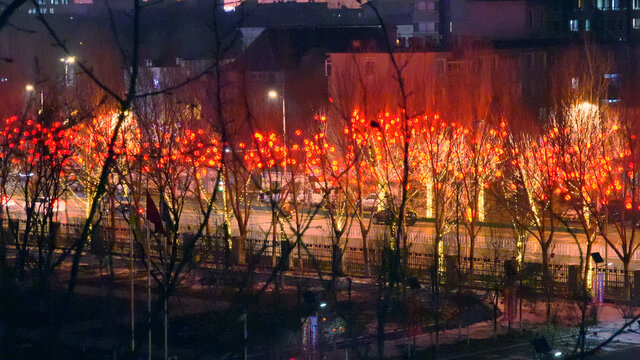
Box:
146, 191, 164, 234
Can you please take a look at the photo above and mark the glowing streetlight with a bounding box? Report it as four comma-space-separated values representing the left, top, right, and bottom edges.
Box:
25, 84, 34, 92
267, 88, 287, 146
60, 55, 76, 86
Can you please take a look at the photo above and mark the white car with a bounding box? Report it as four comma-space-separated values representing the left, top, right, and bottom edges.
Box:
1, 196, 17, 208
309, 193, 325, 206
34, 198, 66, 213
361, 194, 379, 211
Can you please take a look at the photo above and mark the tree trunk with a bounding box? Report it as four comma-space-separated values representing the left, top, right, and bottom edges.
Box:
623, 259, 631, 302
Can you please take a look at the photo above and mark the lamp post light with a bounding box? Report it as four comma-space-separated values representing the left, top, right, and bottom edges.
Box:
267, 88, 287, 144
60, 56, 75, 86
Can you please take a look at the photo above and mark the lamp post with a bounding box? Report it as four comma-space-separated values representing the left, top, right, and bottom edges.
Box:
59, 56, 75, 86
267, 88, 286, 144
267, 87, 293, 273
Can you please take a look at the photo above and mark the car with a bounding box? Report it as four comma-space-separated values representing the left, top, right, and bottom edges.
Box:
373, 208, 418, 226
604, 200, 640, 223
33, 198, 66, 213
309, 193, 325, 207
115, 203, 135, 218
360, 194, 379, 211
1, 195, 17, 208
564, 209, 580, 222
259, 191, 283, 204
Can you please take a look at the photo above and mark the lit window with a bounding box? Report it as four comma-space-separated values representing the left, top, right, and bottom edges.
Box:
585, 19, 590, 31
50, 7, 54, 13
324, 58, 332, 77
569, 20, 579, 31
571, 77, 579, 89
634, 18, 640, 30
634, 0, 640, 9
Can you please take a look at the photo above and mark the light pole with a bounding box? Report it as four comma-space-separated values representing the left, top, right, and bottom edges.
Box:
59, 56, 75, 86
267, 87, 291, 273
267, 88, 286, 144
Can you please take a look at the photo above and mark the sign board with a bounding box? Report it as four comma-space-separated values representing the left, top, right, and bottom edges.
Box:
302, 316, 318, 353
592, 272, 605, 304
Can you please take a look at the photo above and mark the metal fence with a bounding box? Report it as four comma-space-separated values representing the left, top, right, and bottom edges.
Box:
2, 218, 639, 302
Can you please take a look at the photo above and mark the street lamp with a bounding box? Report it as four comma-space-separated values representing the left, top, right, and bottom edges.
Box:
267, 89, 286, 144
60, 56, 75, 86
25, 84, 34, 92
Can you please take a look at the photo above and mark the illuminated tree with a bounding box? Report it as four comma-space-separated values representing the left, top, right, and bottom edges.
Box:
302, 114, 357, 278
594, 107, 640, 297
452, 120, 505, 276
551, 102, 610, 292
500, 126, 563, 322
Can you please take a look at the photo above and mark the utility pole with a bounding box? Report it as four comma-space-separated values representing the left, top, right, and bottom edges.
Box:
244, 310, 248, 360
147, 194, 152, 360
130, 224, 135, 352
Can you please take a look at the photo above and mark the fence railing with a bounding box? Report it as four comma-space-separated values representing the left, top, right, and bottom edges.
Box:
3, 218, 639, 302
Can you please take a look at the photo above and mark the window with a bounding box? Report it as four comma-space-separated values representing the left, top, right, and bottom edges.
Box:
324, 58, 332, 77
417, 1, 426, 11
569, 19, 579, 31
585, 19, 590, 31
527, 9, 534, 30
426, 1, 435, 10
634, 0, 640, 9
365, 59, 374, 77
524, 53, 534, 69
598, 0, 620, 9
536, 52, 547, 67
447, 61, 462, 74
571, 77, 579, 90
436, 58, 445, 75
634, 18, 640, 30
537, 9, 544, 28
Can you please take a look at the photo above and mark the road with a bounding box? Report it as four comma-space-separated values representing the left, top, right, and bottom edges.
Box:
4, 193, 640, 269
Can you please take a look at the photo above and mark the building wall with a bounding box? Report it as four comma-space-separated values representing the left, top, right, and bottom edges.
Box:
450, 0, 547, 40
